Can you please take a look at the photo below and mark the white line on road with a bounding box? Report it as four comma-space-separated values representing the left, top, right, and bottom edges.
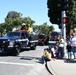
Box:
0, 61, 35, 67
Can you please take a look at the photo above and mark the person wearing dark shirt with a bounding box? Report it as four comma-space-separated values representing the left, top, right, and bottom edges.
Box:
21, 23, 28, 31
66, 41, 72, 59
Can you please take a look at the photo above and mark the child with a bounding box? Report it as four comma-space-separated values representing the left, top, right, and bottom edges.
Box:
51, 46, 55, 58
54, 45, 58, 58
42, 48, 51, 64
49, 46, 55, 60
66, 41, 72, 59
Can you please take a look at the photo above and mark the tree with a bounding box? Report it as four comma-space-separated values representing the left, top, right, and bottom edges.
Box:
4, 11, 35, 32
66, 0, 76, 34
5, 18, 13, 32
47, 0, 76, 35
6, 11, 22, 19
70, 0, 76, 26
47, 0, 61, 25
49, 25, 55, 32
33, 23, 55, 36
22, 17, 35, 27
5, 11, 23, 32
0, 23, 5, 35
32, 25, 39, 33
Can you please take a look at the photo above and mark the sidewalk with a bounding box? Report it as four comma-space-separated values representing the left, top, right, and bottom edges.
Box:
46, 58, 76, 75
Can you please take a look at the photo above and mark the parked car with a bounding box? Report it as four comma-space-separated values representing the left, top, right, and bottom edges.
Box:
38, 34, 46, 45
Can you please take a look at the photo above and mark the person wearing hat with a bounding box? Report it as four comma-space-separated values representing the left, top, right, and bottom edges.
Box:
21, 23, 28, 31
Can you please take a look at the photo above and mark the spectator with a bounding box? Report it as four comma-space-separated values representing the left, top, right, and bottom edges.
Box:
21, 23, 28, 31
54, 45, 59, 58
57, 35, 65, 58
70, 33, 76, 59
49, 45, 55, 58
66, 41, 73, 59
41, 48, 53, 64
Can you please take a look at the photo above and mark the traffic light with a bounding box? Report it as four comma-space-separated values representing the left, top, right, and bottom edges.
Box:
62, 17, 70, 24
61, 0, 71, 11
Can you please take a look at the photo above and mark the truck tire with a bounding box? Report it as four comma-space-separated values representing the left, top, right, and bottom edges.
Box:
30, 43, 36, 50
42, 41, 45, 46
31, 46, 36, 50
13, 45, 20, 56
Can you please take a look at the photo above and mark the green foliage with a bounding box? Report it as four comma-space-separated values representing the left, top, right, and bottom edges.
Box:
71, 0, 76, 25
6, 11, 22, 18
47, 0, 61, 25
33, 23, 55, 36
22, 17, 35, 27
66, 0, 76, 34
4, 11, 23, 32
0, 11, 36, 33
49, 25, 55, 32
12, 18, 22, 27
0, 10, 55, 35
5, 18, 21, 32
33, 25, 39, 33
0, 23, 5, 33
47, 0, 76, 34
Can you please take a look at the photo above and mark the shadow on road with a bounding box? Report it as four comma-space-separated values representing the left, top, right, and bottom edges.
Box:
20, 55, 41, 60
64, 59, 76, 63
19, 55, 45, 64
0, 48, 31, 56
55, 58, 76, 63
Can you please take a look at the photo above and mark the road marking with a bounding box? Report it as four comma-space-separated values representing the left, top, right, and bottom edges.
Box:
0, 61, 35, 67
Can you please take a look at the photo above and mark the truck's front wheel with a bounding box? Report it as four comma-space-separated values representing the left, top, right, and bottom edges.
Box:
31, 46, 36, 50
13, 45, 20, 56
30, 43, 36, 50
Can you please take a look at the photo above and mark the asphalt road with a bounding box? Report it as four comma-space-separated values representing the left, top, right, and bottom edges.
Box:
0, 46, 51, 75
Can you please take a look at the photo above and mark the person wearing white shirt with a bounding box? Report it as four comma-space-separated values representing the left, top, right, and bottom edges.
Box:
58, 35, 65, 58
70, 33, 76, 59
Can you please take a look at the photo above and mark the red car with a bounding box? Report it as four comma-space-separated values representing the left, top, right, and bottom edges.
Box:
38, 34, 46, 45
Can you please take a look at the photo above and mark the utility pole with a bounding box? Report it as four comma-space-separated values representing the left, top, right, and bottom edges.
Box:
61, 11, 66, 58
61, 0, 71, 58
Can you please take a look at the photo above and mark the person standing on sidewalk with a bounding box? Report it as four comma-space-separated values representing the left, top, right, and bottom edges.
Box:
70, 33, 76, 59
57, 35, 65, 58
66, 41, 73, 59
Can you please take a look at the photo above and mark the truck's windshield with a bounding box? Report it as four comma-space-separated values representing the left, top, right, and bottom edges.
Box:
38, 35, 45, 38
6, 32, 21, 38
51, 32, 60, 36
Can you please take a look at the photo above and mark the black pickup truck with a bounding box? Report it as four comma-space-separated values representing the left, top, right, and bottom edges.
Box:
0, 31, 37, 56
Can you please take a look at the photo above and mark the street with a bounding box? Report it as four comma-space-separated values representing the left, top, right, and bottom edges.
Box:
0, 46, 50, 75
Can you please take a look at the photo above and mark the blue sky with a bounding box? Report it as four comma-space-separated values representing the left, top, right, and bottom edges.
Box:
0, 0, 60, 31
